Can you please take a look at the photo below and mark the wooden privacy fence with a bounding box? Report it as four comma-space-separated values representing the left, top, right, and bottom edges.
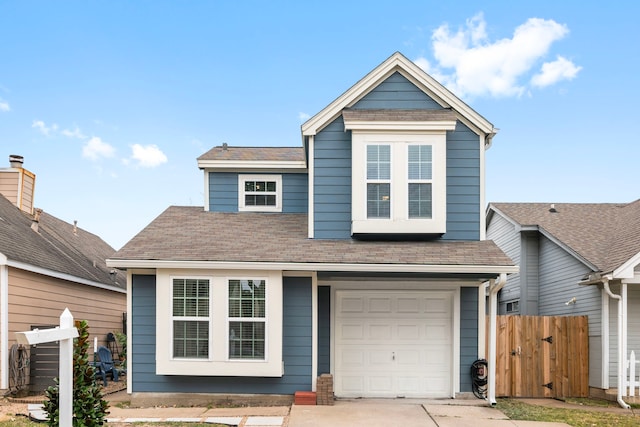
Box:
488, 315, 589, 398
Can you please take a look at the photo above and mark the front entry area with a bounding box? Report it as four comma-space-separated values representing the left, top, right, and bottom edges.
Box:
334, 290, 453, 398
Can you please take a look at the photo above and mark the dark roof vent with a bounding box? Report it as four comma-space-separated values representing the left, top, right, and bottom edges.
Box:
549, 204, 557, 213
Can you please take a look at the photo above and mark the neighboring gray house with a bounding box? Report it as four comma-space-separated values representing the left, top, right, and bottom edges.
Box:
108, 52, 516, 402
487, 201, 640, 403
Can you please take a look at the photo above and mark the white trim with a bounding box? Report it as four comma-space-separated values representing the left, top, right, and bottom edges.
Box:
311, 272, 318, 391
238, 174, 282, 213
478, 283, 487, 359
108, 258, 519, 275
308, 136, 315, 238
351, 132, 447, 234
301, 52, 495, 138
453, 286, 460, 396
203, 171, 210, 212
0, 254, 8, 389
198, 160, 306, 170
126, 270, 133, 394
6, 259, 126, 293
155, 270, 283, 377
602, 287, 610, 389
479, 134, 486, 240
613, 251, 640, 279
343, 120, 456, 132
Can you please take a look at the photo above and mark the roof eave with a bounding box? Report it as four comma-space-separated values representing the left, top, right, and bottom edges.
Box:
107, 258, 518, 275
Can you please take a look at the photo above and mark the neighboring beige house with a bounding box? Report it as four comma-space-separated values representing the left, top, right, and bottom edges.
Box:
0, 155, 126, 393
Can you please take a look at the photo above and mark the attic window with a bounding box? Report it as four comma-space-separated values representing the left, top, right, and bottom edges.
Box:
238, 174, 282, 212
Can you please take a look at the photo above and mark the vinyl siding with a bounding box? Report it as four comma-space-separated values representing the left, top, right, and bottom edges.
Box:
537, 236, 602, 389
208, 172, 308, 213
6, 267, 125, 375
131, 274, 312, 394
444, 122, 481, 240
520, 233, 540, 315
351, 72, 443, 109
486, 212, 521, 313
313, 116, 352, 238
459, 287, 478, 392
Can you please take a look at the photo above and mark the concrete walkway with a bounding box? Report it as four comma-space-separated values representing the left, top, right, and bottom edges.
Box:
27, 393, 581, 426
288, 399, 571, 427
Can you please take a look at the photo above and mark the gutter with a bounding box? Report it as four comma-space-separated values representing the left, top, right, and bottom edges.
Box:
602, 277, 631, 409
487, 273, 507, 405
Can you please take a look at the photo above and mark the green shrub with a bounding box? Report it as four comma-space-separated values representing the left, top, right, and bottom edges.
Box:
43, 320, 109, 426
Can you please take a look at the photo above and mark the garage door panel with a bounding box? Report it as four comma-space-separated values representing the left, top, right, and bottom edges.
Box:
335, 290, 453, 398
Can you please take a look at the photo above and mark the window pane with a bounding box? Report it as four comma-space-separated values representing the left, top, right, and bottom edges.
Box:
266, 181, 276, 192
367, 145, 390, 179
367, 183, 390, 218
255, 181, 266, 192
229, 279, 266, 318
229, 321, 265, 359
173, 278, 209, 317
408, 145, 432, 180
408, 183, 432, 218
173, 320, 208, 358
245, 181, 255, 192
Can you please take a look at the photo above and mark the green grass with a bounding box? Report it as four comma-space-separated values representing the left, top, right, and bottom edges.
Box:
496, 398, 639, 427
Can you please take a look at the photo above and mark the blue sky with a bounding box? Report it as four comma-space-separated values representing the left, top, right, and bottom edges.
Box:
0, 1, 638, 249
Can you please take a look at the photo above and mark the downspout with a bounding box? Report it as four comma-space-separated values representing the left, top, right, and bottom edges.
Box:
603, 278, 630, 409
0, 254, 8, 390
487, 273, 507, 406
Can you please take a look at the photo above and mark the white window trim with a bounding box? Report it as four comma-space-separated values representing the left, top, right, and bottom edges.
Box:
156, 270, 283, 377
238, 174, 282, 212
351, 131, 447, 234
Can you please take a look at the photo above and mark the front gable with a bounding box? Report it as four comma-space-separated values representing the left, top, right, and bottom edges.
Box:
307, 53, 495, 241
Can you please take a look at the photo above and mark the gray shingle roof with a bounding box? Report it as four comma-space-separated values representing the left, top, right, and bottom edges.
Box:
342, 109, 457, 122
0, 195, 126, 289
112, 206, 514, 273
198, 146, 306, 162
490, 201, 640, 274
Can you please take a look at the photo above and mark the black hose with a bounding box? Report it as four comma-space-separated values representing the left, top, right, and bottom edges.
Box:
471, 358, 488, 399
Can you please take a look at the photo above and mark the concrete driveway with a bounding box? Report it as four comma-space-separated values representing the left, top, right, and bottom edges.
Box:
288, 399, 571, 427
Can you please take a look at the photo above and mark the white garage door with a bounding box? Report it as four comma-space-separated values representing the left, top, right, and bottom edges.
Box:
334, 290, 453, 398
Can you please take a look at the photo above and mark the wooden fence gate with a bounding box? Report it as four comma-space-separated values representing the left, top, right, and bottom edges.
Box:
488, 315, 589, 398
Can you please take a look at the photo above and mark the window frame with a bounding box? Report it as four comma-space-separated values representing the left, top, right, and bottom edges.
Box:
156, 270, 283, 377
238, 174, 282, 212
171, 278, 211, 359
227, 278, 267, 361
351, 131, 447, 234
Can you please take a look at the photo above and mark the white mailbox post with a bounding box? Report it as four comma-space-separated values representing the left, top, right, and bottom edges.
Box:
16, 308, 78, 427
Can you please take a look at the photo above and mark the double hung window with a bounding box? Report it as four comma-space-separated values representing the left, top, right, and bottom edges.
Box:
172, 278, 210, 359
408, 145, 433, 219
228, 279, 266, 360
366, 145, 391, 218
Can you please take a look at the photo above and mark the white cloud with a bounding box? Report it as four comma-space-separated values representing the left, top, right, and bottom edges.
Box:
129, 144, 168, 168
82, 137, 116, 161
61, 126, 86, 139
531, 56, 582, 87
298, 112, 311, 121
32, 120, 59, 136
0, 100, 9, 112
415, 13, 581, 98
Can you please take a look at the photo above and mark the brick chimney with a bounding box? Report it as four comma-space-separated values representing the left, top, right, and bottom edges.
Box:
0, 155, 36, 214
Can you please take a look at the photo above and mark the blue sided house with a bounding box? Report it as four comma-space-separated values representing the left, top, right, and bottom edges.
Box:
108, 52, 516, 401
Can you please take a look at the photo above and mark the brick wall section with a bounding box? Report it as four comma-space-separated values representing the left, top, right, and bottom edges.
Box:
316, 374, 334, 405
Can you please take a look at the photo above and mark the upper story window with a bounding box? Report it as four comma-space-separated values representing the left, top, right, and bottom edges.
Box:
238, 174, 282, 212
350, 132, 447, 235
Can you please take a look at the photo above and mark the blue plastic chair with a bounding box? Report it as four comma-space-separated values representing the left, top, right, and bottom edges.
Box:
97, 345, 119, 386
